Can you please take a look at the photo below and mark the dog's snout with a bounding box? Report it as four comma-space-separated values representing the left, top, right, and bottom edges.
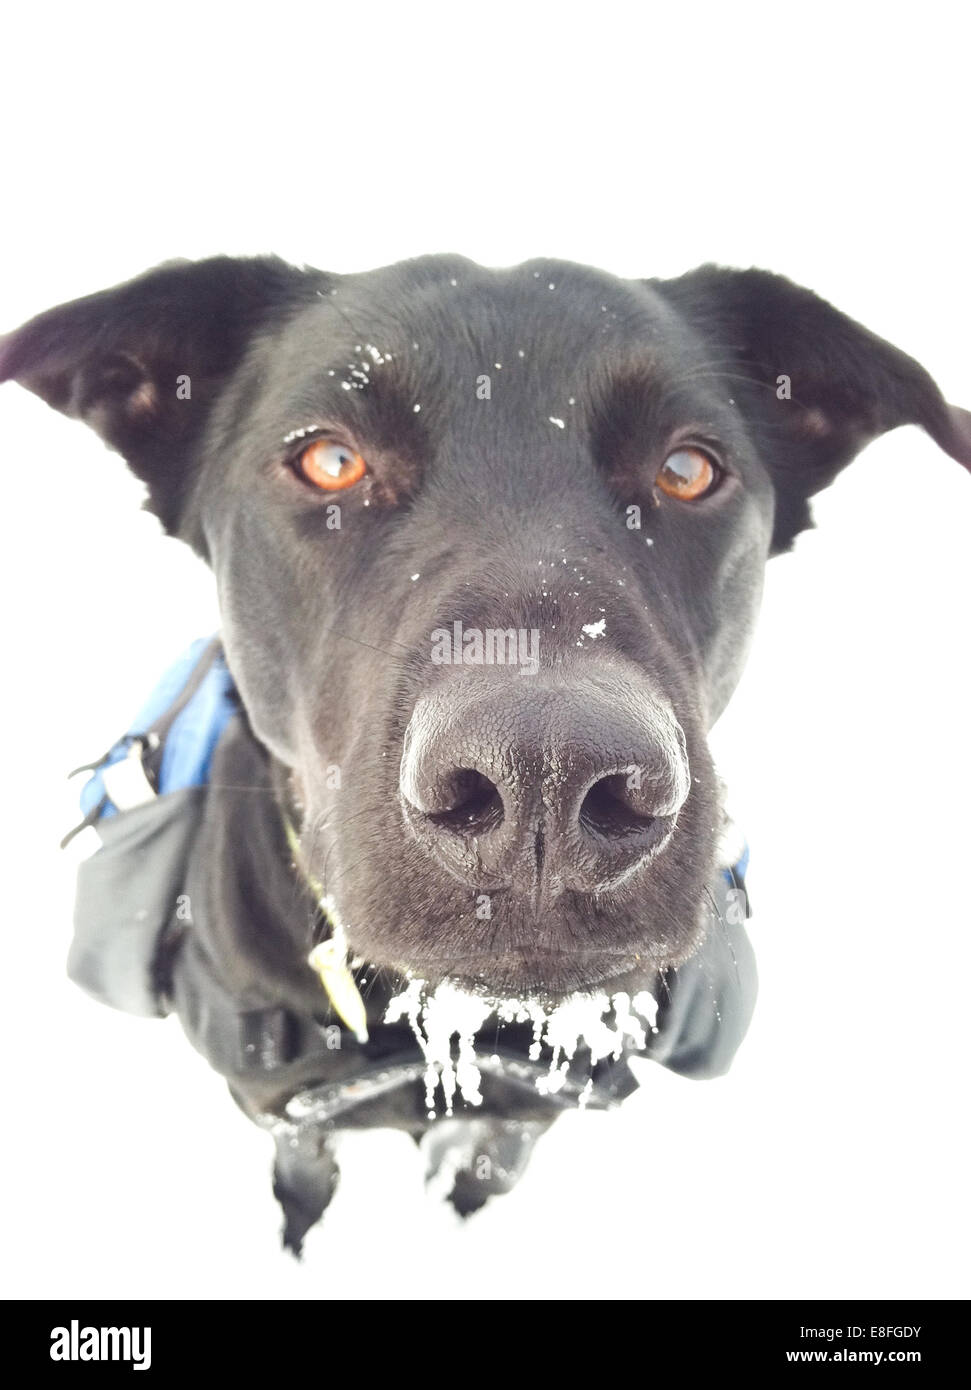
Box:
400, 674, 689, 900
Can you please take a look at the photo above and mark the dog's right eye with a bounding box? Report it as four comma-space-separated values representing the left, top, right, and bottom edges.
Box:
656, 446, 720, 501
295, 439, 368, 491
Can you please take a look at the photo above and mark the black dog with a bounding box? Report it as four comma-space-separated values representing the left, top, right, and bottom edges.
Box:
3, 256, 968, 1251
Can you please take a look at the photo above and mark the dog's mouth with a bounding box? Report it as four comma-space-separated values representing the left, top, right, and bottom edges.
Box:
315, 880, 683, 1005
283, 770, 744, 1125
415, 947, 646, 994
296, 870, 666, 1116
297, 769, 722, 1015
301, 933, 661, 1122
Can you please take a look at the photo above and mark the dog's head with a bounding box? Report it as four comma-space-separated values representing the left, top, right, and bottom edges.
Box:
3, 256, 969, 1000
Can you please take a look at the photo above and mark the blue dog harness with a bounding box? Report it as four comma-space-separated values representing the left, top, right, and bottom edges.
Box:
67, 636, 238, 836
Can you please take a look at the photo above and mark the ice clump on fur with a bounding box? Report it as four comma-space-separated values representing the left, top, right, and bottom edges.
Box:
384, 979, 658, 1117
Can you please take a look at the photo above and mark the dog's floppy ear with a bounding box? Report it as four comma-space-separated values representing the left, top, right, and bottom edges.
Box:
0, 256, 320, 542
652, 266, 971, 552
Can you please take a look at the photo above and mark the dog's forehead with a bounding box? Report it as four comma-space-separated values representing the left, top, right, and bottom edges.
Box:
281, 256, 688, 377
344, 254, 665, 322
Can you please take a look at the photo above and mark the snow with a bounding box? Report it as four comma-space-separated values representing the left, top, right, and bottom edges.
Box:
341, 360, 370, 391
549, 416, 565, 429
384, 979, 659, 1116
581, 618, 606, 639
385, 979, 493, 1117
282, 425, 318, 445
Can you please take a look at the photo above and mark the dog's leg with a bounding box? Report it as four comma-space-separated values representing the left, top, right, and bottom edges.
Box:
271, 1127, 340, 1256
422, 1116, 557, 1217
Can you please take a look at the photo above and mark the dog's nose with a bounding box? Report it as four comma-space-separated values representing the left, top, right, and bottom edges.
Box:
399, 674, 689, 901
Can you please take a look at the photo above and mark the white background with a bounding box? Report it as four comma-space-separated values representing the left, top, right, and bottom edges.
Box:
1, 2, 968, 1300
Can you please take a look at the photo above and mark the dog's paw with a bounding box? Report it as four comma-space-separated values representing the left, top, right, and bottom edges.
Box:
422, 1115, 555, 1215
272, 1133, 341, 1256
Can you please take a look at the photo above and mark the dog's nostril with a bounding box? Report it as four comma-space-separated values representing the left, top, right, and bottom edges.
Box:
579, 773, 657, 837
426, 768, 504, 834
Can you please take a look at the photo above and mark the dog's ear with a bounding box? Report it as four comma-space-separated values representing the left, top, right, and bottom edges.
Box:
0, 256, 321, 543
652, 266, 971, 552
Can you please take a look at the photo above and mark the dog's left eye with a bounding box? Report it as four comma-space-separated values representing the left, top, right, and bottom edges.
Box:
656, 447, 720, 501
296, 439, 368, 491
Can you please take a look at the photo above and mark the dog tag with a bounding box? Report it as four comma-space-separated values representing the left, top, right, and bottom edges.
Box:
308, 939, 369, 1045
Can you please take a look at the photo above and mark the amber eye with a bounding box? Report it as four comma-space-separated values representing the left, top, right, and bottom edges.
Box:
296, 439, 368, 491
656, 447, 718, 501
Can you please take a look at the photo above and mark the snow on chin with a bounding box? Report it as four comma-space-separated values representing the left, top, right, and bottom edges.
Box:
384, 978, 658, 1119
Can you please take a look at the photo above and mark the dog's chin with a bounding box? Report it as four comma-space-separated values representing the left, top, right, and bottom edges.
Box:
327, 877, 711, 1004
316, 812, 716, 1006
339, 905, 709, 1003
405, 949, 650, 1000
